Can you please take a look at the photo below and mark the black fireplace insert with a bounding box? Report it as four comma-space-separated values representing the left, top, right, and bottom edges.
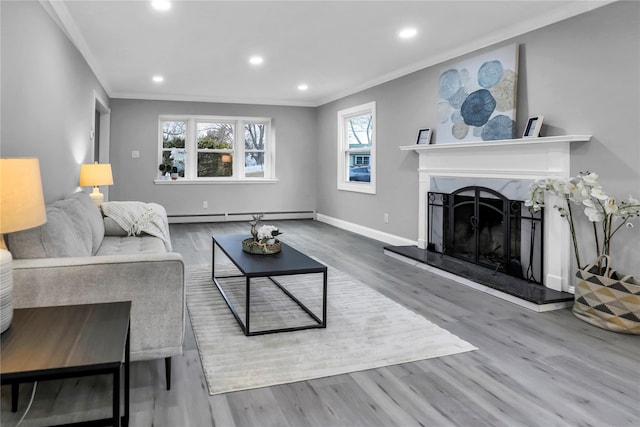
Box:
428, 186, 544, 284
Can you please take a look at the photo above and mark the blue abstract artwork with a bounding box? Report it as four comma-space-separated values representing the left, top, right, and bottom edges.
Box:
437, 43, 518, 144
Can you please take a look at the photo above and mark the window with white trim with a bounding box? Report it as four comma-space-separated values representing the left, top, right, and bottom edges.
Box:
158, 115, 274, 181
337, 102, 376, 194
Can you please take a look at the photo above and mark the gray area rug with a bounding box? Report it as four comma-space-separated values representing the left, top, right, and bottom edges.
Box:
186, 263, 477, 395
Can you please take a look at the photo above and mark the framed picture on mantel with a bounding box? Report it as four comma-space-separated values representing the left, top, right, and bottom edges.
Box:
523, 115, 544, 138
416, 128, 432, 144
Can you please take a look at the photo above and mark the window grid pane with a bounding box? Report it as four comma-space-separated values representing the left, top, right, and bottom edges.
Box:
348, 150, 371, 182
197, 122, 234, 149
197, 122, 234, 177
169, 149, 186, 177
245, 123, 266, 150
245, 151, 265, 177
198, 152, 233, 177
162, 121, 186, 149
245, 123, 266, 177
346, 114, 373, 149
161, 119, 187, 177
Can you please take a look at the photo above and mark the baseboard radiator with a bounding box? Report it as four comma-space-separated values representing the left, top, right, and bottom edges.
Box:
168, 210, 316, 224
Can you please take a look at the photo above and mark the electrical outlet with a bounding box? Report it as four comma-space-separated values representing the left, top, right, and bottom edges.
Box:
384, 213, 389, 223
203, 201, 208, 209
131, 150, 140, 159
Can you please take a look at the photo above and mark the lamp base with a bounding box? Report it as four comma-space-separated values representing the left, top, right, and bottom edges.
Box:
89, 186, 104, 206
0, 248, 13, 334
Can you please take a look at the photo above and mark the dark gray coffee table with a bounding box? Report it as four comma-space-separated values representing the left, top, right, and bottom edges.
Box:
212, 234, 327, 336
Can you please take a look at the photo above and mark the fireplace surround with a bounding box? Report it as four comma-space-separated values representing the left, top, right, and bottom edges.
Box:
388, 135, 590, 310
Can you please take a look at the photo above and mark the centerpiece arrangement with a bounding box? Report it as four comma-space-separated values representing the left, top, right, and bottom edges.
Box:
242, 214, 282, 255
526, 171, 640, 333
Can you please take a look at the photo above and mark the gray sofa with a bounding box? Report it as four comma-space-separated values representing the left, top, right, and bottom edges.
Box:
6, 192, 185, 390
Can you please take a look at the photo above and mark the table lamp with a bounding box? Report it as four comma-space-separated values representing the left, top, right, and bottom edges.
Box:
0, 158, 47, 333
79, 163, 113, 206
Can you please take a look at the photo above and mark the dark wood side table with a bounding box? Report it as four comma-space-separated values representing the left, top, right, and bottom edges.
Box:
1, 302, 131, 427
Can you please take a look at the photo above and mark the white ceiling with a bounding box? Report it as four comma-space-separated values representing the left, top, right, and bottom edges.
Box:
49, 0, 612, 107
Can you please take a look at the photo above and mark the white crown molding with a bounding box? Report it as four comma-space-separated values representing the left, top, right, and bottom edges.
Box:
40, 0, 112, 95
109, 91, 318, 108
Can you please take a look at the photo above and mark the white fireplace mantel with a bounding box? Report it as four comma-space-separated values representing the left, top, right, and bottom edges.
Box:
400, 135, 591, 293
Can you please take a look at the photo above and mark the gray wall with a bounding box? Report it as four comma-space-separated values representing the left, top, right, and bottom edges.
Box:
316, 1, 640, 276
1, 1, 109, 203
109, 99, 317, 216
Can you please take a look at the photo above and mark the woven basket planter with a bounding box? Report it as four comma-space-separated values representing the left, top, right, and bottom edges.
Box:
573, 256, 640, 334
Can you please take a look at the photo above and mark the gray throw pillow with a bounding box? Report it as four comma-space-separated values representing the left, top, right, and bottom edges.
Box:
64, 192, 105, 254
7, 205, 91, 259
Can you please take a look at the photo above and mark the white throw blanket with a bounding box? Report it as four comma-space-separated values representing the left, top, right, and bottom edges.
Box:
101, 201, 172, 251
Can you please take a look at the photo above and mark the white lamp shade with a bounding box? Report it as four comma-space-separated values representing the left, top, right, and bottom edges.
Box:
0, 157, 46, 333
0, 158, 47, 234
79, 163, 114, 187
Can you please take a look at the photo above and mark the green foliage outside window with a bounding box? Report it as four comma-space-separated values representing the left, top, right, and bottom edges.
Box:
197, 137, 233, 150
163, 137, 185, 148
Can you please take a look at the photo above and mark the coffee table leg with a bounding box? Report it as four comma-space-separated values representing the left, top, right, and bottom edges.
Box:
11, 383, 18, 412
245, 277, 251, 335
212, 239, 216, 282
323, 268, 328, 327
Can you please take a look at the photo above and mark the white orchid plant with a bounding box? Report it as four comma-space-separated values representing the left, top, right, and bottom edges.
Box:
526, 172, 640, 272
249, 214, 282, 246
256, 225, 281, 243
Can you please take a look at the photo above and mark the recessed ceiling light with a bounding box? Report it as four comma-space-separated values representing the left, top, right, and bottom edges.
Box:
152, 75, 164, 83
151, 1, 171, 11
398, 27, 417, 39
249, 56, 264, 65
297, 84, 309, 91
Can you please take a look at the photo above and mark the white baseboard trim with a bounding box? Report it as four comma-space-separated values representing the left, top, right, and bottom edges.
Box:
169, 211, 315, 224
316, 213, 417, 247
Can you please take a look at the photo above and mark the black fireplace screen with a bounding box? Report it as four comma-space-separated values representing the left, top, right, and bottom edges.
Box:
428, 186, 544, 284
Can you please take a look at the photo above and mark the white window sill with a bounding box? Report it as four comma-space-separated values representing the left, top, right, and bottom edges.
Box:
337, 181, 376, 194
154, 178, 279, 185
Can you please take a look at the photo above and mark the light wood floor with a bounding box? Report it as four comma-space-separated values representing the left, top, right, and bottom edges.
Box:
1, 220, 638, 426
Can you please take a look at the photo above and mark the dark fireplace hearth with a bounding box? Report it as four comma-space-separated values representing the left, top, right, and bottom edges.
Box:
383, 245, 573, 306
383, 184, 573, 307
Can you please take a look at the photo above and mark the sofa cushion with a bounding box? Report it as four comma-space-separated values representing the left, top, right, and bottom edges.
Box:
96, 235, 167, 256
63, 192, 105, 254
7, 205, 92, 259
